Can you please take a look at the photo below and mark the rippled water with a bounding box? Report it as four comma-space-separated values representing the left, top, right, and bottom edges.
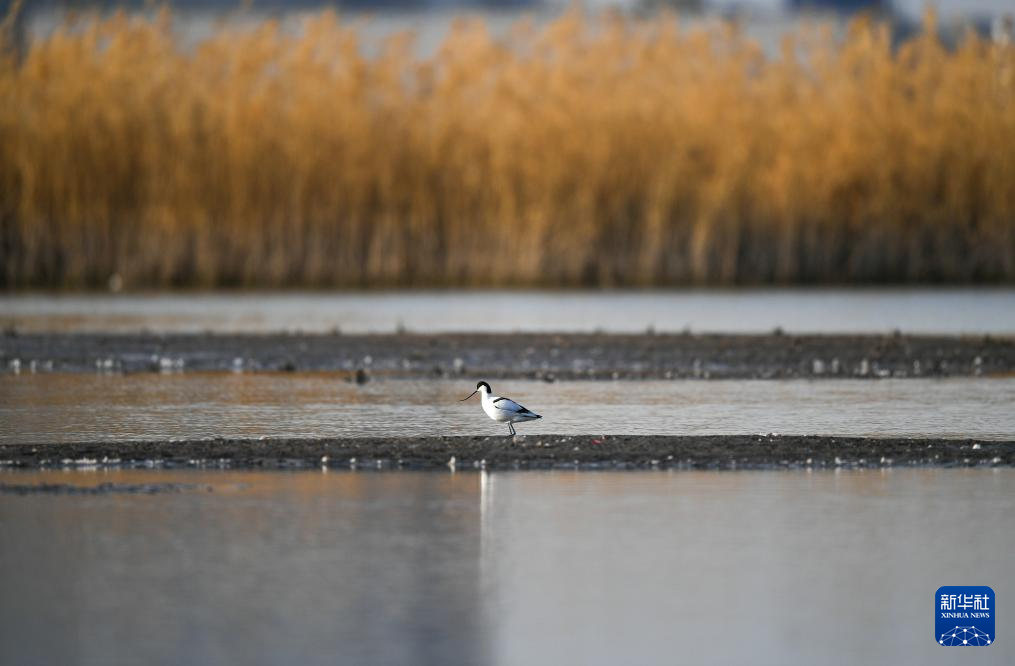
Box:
1, 468, 1012, 665
3, 289, 1015, 334
2, 375, 1013, 443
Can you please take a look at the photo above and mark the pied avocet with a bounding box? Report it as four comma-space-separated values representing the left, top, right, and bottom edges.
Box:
460, 381, 542, 436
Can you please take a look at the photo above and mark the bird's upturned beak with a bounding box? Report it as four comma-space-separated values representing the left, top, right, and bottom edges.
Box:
459, 390, 478, 402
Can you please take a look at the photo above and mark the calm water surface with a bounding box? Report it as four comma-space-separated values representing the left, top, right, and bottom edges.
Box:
2, 376, 1014, 444
0, 469, 1012, 666
3, 289, 1014, 334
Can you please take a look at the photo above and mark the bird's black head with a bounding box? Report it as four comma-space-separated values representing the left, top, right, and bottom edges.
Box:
460, 381, 491, 402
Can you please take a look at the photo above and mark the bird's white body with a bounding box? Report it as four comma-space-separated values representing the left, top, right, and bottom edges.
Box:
464, 382, 542, 436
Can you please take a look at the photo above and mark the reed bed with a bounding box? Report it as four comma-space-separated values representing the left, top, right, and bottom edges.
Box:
1, 9, 1014, 287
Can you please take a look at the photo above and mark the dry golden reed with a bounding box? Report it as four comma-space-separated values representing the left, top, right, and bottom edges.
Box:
1, 9, 1014, 287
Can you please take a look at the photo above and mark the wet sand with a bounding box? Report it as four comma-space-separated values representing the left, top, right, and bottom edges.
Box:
2, 435, 1012, 471
2, 332, 1012, 379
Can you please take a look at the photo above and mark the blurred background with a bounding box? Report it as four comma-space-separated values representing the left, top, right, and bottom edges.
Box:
1, 0, 1013, 291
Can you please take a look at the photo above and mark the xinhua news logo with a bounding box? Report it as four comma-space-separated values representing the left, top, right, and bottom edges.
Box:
936, 586, 995, 647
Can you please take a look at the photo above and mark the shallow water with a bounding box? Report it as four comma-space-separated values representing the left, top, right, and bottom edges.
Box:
3, 289, 1015, 334
2, 375, 1013, 444
0, 468, 1011, 666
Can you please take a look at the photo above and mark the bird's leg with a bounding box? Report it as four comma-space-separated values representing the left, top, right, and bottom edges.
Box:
508, 422, 516, 436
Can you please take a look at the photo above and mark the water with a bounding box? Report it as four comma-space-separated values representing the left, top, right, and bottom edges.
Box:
0, 468, 1011, 665
2, 375, 1013, 444
3, 289, 1015, 334
25, 2, 1013, 61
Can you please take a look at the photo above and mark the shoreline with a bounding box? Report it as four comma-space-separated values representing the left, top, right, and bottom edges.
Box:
3, 435, 1013, 471
2, 332, 1013, 379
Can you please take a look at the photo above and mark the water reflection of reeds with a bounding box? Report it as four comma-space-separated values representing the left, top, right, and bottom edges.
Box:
0, 469, 485, 665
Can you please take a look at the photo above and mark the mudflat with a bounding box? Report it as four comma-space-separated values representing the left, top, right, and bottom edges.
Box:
2, 332, 1012, 379
2, 435, 1012, 471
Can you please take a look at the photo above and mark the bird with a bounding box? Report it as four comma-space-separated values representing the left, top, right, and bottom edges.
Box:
460, 381, 542, 436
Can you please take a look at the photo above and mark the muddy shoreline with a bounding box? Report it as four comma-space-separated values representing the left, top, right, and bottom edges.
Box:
2, 332, 1012, 379
2, 435, 1012, 471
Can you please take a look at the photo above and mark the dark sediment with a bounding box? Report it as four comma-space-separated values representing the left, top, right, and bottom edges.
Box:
2, 436, 1013, 470
2, 332, 1012, 379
